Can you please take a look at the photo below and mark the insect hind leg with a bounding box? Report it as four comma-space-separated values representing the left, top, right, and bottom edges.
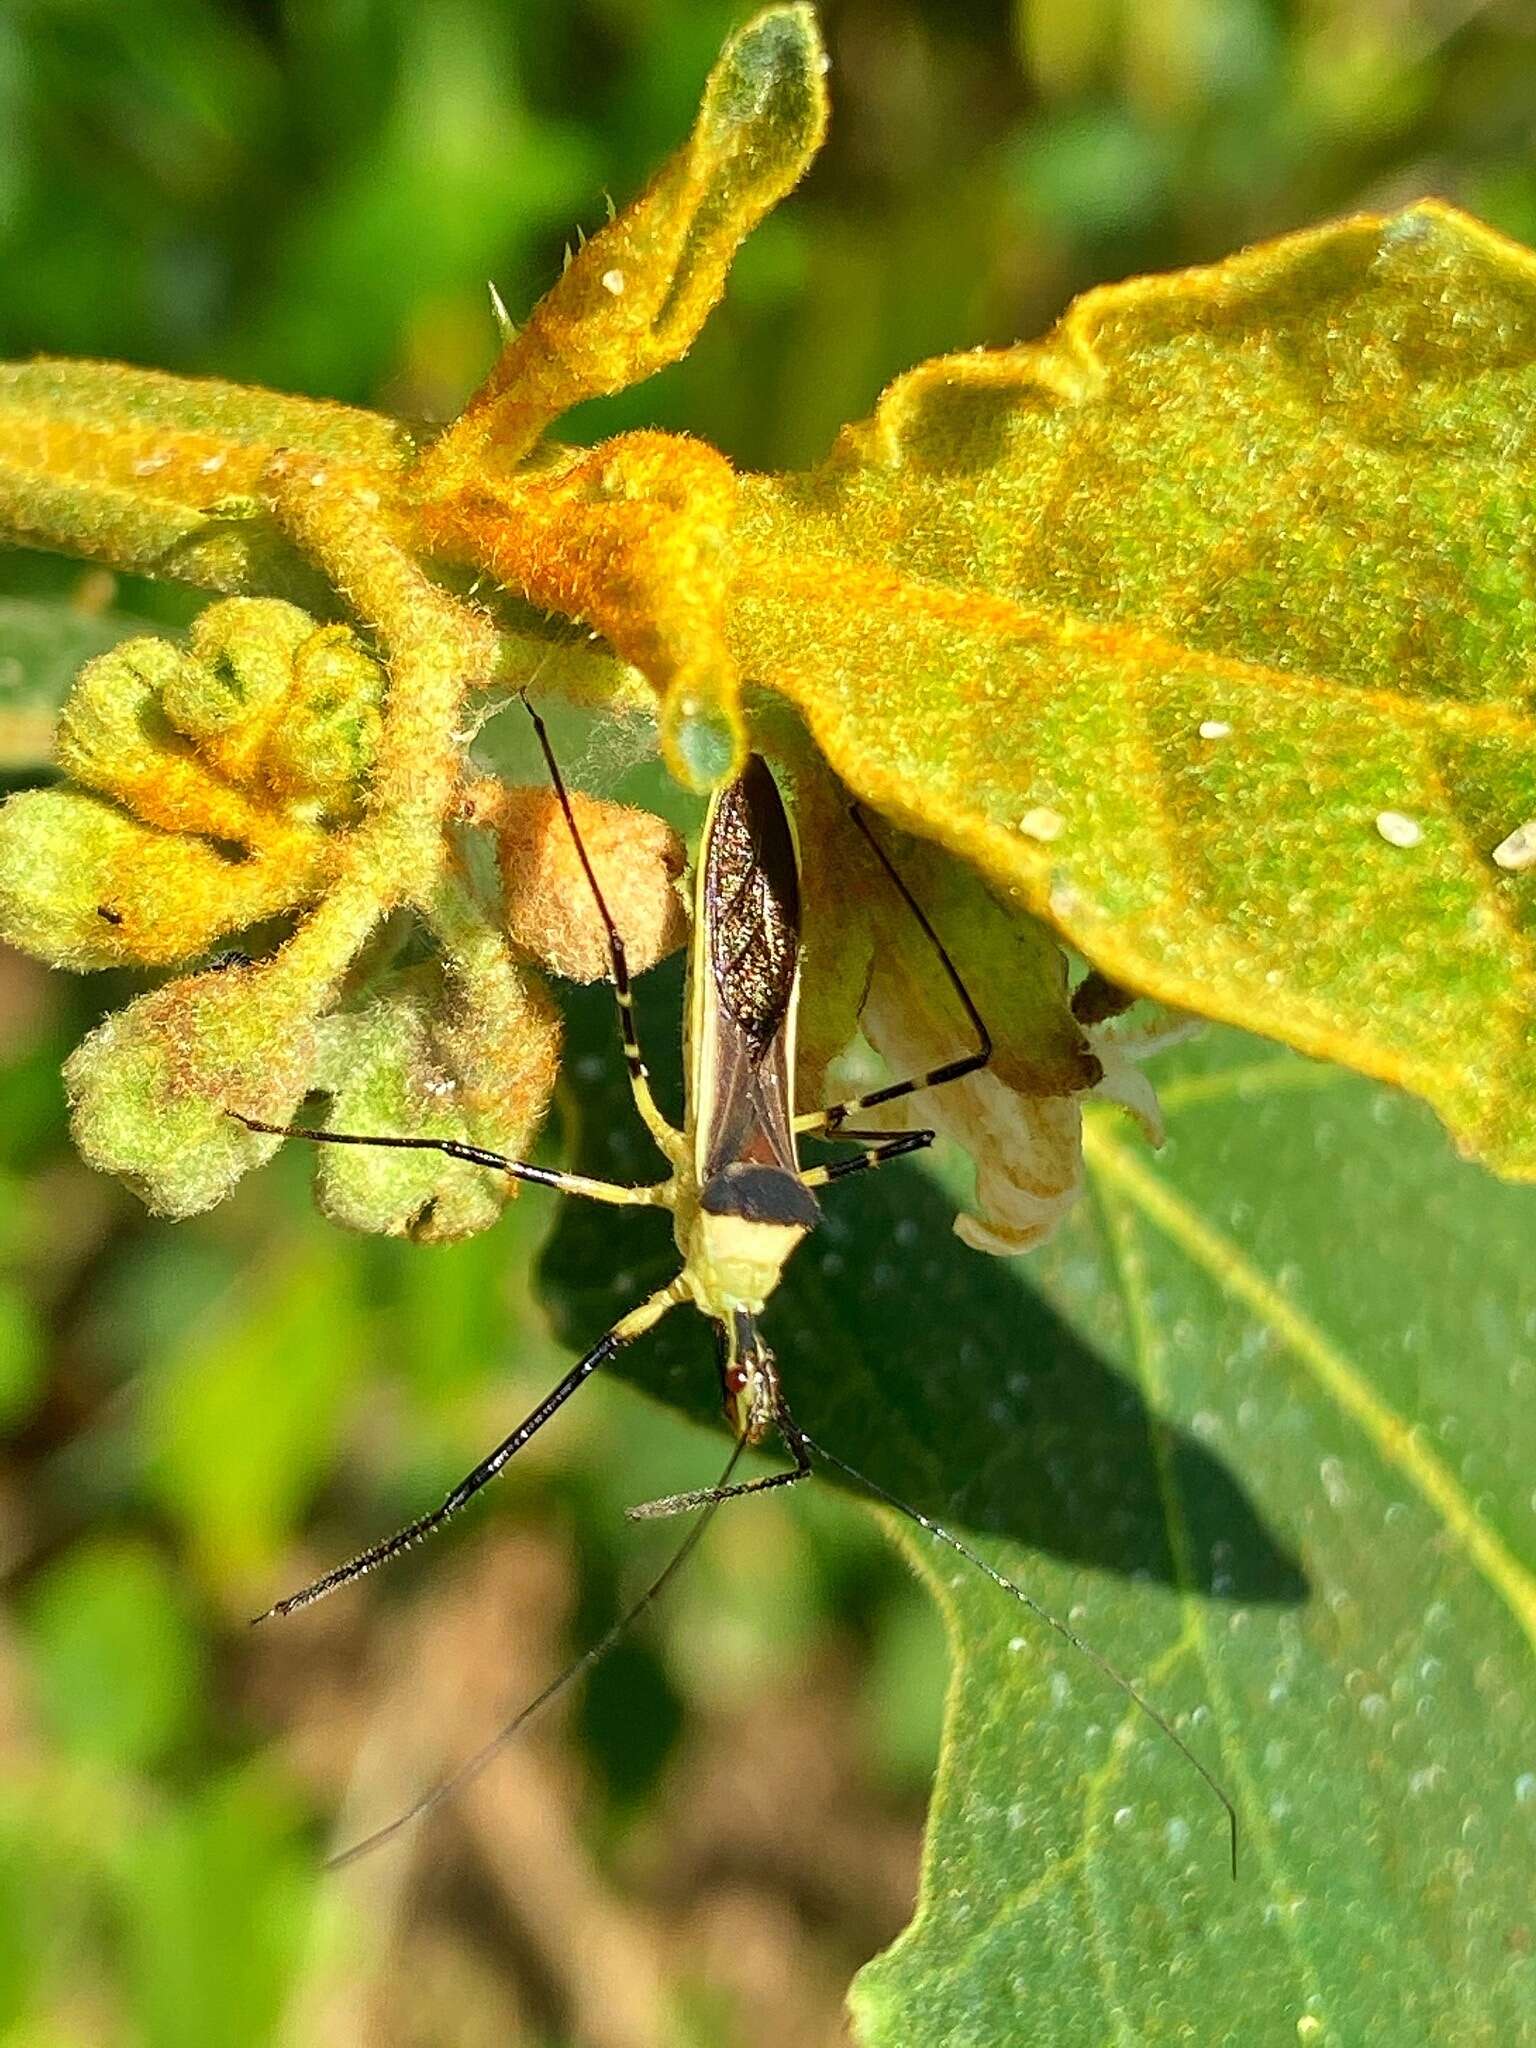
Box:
797, 802, 992, 1136
799, 1127, 934, 1189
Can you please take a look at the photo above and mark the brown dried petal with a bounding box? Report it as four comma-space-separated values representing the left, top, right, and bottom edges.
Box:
497, 786, 687, 983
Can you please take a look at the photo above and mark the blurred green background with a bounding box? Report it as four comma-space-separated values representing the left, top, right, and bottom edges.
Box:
1, 3, 1534, 2044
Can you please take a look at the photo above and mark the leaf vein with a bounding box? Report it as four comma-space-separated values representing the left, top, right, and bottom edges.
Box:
1085, 1125, 1536, 1658
1091, 1170, 1331, 2014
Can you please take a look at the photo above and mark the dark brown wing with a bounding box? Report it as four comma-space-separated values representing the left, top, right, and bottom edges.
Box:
694, 756, 803, 1183
706, 756, 800, 1048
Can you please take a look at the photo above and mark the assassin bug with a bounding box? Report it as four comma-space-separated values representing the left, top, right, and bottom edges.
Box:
233, 702, 1236, 1873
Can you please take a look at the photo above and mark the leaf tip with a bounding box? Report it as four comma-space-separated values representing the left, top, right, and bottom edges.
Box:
710, 5, 829, 145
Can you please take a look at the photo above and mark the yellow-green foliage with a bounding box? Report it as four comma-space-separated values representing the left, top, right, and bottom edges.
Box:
0, 585, 676, 1235
1, 0, 1534, 1253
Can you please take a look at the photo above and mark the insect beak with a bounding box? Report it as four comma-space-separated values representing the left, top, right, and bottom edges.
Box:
718, 1311, 777, 1444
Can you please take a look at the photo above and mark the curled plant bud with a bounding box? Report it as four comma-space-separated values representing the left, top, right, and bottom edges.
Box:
162, 599, 315, 769
157, 599, 386, 821
309, 949, 561, 1244
257, 625, 385, 816
0, 595, 401, 1223
0, 787, 318, 970
496, 786, 687, 981
65, 958, 321, 1218
53, 634, 280, 846
0, 597, 385, 987
50, 599, 384, 848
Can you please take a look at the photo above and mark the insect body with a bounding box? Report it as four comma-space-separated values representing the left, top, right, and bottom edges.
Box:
236, 706, 980, 1600
234, 703, 1235, 1872
674, 756, 823, 1439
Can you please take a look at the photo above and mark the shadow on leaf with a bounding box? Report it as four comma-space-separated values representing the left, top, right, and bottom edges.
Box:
539, 978, 1305, 1612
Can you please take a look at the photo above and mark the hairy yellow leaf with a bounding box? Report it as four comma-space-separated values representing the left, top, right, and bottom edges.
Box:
0, 359, 411, 602
732, 201, 1536, 1178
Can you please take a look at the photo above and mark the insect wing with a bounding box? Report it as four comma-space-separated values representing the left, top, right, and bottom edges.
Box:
691, 755, 803, 1182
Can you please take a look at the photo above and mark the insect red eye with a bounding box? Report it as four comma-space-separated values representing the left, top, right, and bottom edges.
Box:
724, 1361, 749, 1396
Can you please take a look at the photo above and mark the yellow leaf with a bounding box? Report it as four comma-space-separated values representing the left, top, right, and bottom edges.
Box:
416, 3, 828, 481
0, 358, 411, 600
417, 4, 827, 787
731, 201, 1536, 1179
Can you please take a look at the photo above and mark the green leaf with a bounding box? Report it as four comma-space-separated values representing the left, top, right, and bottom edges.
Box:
536, 982, 1535, 2044
140, 1234, 366, 1596
18, 1538, 205, 1770
732, 201, 1536, 1183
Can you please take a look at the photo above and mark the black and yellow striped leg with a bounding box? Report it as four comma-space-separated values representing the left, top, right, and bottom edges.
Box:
799, 1129, 934, 1190
227, 1112, 668, 1209
522, 697, 683, 1161
256, 1278, 687, 1621
795, 802, 992, 1138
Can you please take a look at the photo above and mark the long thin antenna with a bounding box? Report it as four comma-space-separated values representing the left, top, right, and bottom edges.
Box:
798, 1429, 1238, 1879
326, 1440, 746, 1872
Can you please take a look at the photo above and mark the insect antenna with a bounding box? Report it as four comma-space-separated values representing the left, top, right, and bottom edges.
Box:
793, 1426, 1239, 1879
326, 1438, 746, 1872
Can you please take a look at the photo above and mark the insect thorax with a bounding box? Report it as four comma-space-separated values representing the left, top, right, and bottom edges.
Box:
680, 1163, 819, 1317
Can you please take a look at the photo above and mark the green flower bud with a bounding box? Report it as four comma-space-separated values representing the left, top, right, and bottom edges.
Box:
304, 933, 561, 1243
66, 961, 320, 1217
311, 978, 508, 1241
258, 624, 385, 815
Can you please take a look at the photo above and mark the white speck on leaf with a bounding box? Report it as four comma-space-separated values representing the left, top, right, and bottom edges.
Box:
1375, 810, 1422, 848
1492, 820, 1536, 871
1198, 718, 1232, 740
1018, 805, 1065, 843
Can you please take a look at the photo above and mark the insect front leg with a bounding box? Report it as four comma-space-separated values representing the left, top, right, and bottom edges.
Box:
256, 1275, 690, 1620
